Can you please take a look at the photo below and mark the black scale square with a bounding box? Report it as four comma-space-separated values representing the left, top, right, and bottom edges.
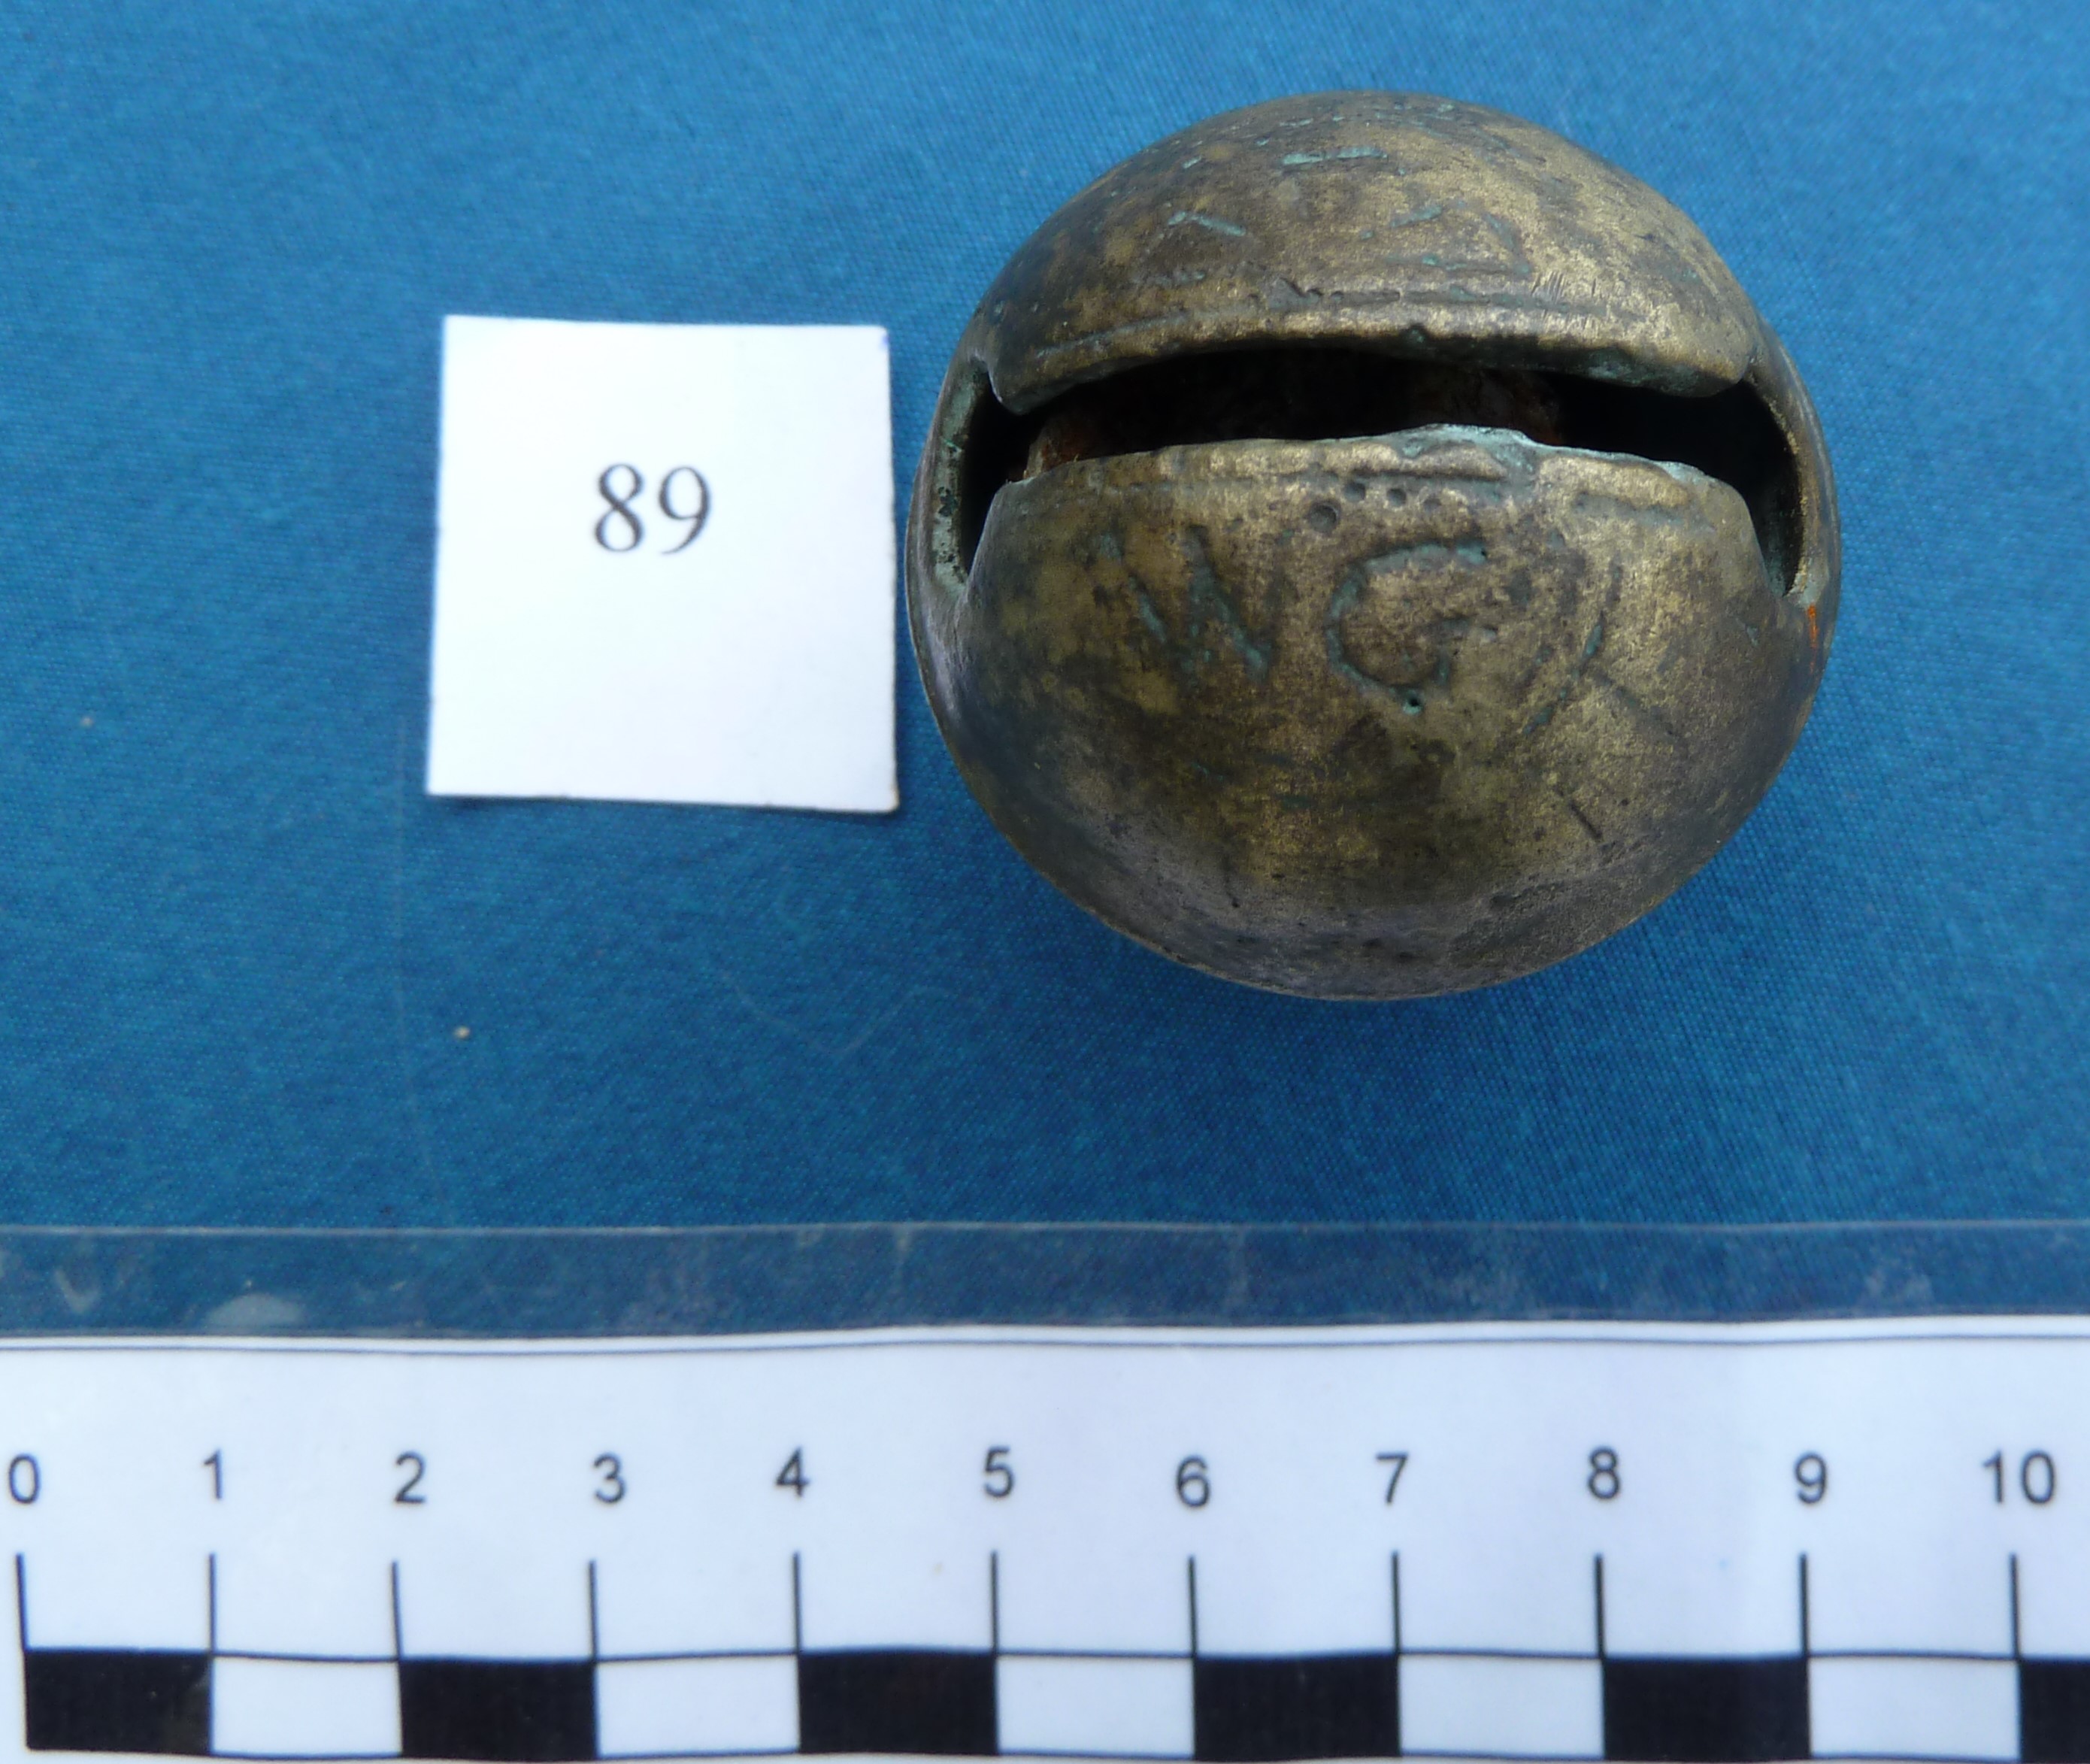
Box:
1601, 1656, 1810, 1762
796, 1649, 997, 1755
2022, 1660, 2090, 1763
1192, 1653, 1399, 1762
23, 1649, 211, 1755
397, 1659, 597, 1762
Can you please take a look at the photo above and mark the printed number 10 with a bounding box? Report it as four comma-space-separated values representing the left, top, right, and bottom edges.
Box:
595, 465, 710, 554
1986, 1450, 2057, 1505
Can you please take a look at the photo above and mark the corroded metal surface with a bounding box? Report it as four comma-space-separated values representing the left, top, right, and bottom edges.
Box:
909, 92, 1839, 999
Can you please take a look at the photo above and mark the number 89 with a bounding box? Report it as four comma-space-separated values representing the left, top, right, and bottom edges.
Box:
595, 464, 710, 554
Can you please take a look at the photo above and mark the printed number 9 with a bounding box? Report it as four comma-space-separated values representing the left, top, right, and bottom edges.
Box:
1795, 1452, 1828, 1505
1587, 1447, 1620, 1501
594, 465, 710, 554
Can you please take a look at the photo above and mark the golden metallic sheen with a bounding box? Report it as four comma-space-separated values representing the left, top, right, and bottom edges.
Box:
908, 92, 1838, 999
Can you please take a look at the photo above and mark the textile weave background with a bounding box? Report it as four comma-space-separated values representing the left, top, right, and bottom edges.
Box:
0, 1, 2082, 1227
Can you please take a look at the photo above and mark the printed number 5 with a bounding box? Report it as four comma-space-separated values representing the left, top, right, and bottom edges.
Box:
983, 1447, 1014, 1499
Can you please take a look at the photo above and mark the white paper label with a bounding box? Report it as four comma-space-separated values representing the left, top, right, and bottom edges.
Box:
426, 316, 896, 812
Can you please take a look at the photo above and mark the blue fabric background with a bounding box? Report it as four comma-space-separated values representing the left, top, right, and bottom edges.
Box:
0, 1, 2082, 1229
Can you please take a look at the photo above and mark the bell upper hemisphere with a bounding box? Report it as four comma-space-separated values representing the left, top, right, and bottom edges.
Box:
974, 92, 1765, 409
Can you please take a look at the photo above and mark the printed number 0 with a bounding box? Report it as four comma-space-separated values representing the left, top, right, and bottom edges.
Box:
1177, 1456, 1210, 1508
1588, 1447, 1621, 1501
7, 1456, 38, 1505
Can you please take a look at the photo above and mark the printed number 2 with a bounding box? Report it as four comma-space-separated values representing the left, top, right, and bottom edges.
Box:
395, 1452, 426, 1505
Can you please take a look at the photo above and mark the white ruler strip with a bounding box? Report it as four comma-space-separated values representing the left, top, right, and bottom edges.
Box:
2, 1319, 2088, 1763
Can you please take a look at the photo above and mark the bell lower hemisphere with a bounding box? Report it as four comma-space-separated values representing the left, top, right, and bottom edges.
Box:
927, 426, 1823, 999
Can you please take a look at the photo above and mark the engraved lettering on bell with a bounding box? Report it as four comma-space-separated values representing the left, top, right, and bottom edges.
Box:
907, 92, 1839, 999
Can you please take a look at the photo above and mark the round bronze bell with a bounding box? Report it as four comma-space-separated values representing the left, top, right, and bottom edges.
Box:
907, 92, 1839, 999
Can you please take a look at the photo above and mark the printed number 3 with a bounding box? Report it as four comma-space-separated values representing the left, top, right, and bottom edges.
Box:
595, 465, 710, 554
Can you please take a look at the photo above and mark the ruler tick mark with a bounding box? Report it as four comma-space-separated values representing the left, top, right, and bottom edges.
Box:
1593, 1555, 1605, 1659
1799, 1553, 1810, 1659
1391, 1553, 1401, 1657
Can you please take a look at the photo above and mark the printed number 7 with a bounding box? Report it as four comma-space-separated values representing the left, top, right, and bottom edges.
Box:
1377, 1451, 1409, 1504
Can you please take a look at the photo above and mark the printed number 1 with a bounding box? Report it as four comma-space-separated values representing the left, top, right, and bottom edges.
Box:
203, 1450, 223, 1500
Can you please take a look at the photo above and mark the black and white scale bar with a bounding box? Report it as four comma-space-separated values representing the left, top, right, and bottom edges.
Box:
1599, 1659, 1810, 1764
795, 1652, 996, 1756
1190, 1657, 1398, 1762
22, 1650, 213, 1756
2021, 1664, 2090, 1764
28, 1650, 2090, 1761
29, 1553, 2090, 1764
397, 1662, 596, 1763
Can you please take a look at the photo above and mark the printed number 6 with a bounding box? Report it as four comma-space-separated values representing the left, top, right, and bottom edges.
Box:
1177, 1456, 1210, 1508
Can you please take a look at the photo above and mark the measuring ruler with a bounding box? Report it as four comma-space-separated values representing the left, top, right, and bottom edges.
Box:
4, 1319, 2090, 1764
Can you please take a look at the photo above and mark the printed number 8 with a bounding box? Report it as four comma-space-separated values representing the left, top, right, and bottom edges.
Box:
1588, 1447, 1621, 1501
595, 465, 710, 554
